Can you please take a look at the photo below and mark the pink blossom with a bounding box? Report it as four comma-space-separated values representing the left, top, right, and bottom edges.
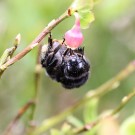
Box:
65, 12, 84, 49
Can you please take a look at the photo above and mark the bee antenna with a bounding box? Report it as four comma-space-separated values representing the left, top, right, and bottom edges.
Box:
82, 47, 84, 55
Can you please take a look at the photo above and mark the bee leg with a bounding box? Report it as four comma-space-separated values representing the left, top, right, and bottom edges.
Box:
63, 48, 74, 56
62, 37, 65, 45
63, 48, 70, 56
61, 48, 70, 64
77, 47, 84, 55
48, 32, 53, 49
81, 47, 84, 57
48, 45, 61, 65
69, 48, 74, 55
54, 45, 61, 54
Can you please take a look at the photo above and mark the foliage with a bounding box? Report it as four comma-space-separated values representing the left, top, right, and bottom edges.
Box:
71, 0, 95, 29
0, 0, 135, 135
120, 114, 135, 135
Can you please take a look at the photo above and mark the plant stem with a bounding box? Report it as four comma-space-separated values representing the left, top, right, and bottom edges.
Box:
29, 44, 42, 122
0, 34, 21, 76
73, 88, 135, 134
3, 100, 35, 135
0, 11, 70, 77
110, 89, 135, 116
32, 60, 135, 135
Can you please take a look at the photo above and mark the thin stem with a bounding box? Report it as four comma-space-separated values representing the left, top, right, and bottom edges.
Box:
31, 60, 135, 135
3, 100, 35, 135
73, 88, 135, 134
110, 89, 135, 116
30, 44, 42, 122
0, 34, 21, 76
0, 10, 70, 77
73, 121, 99, 134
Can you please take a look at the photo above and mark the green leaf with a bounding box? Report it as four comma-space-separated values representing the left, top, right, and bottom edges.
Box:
50, 129, 61, 135
0, 48, 13, 66
71, 0, 95, 29
61, 123, 71, 134
71, 0, 94, 10
120, 115, 135, 135
93, 0, 100, 4
83, 98, 98, 123
78, 9, 95, 29
83, 98, 98, 135
67, 115, 83, 127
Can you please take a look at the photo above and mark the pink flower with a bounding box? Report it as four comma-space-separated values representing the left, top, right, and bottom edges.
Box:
65, 12, 84, 49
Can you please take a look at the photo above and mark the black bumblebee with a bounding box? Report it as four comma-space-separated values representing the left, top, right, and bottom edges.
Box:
41, 33, 90, 89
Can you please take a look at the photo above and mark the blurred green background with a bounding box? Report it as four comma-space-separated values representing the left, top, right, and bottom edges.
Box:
0, 0, 135, 133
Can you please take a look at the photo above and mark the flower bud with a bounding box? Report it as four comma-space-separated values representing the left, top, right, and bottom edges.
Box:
65, 12, 84, 49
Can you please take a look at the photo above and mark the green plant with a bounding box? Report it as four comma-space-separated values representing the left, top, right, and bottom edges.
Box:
1, 0, 135, 135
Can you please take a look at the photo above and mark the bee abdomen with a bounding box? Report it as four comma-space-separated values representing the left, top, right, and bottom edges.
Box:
61, 74, 89, 89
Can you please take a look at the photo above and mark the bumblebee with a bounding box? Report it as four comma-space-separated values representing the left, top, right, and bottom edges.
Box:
41, 33, 90, 89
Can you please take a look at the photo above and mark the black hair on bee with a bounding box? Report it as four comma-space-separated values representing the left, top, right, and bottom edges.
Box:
41, 33, 90, 89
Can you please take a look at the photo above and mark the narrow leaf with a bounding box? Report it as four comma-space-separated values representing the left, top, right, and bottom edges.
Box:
83, 98, 98, 123
67, 115, 83, 127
